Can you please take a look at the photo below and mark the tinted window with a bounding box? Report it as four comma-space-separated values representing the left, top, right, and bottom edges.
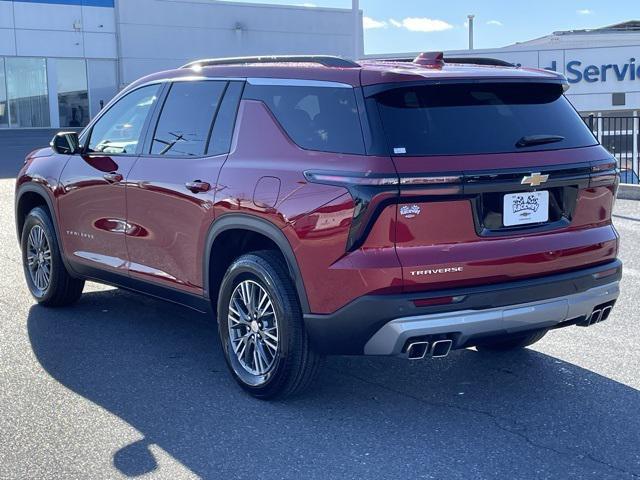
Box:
374, 83, 597, 156
208, 81, 243, 156
246, 84, 364, 154
152, 80, 226, 156
88, 84, 161, 154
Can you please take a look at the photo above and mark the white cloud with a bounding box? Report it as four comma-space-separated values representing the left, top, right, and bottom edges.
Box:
391, 17, 453, 33
577, 9, 593, 15
487, 20, 503, 26
363, 16, 388, 29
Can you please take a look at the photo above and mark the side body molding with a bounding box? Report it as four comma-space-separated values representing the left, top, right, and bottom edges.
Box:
203, 214, 310, 313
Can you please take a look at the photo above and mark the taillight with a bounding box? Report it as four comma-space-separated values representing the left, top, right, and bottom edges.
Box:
590, 158, 619, 187
304, 170, 463, 251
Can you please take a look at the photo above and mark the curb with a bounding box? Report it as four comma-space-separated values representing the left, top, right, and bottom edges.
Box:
618, 184, 640, 200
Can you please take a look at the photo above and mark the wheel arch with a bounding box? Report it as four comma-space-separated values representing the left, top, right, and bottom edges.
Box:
15, 184, 57, 242
204, 214, 310, 314
15, 183, 79, 278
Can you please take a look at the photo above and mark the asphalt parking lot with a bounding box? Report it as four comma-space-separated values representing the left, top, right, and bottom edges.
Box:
1, 160, 640, 479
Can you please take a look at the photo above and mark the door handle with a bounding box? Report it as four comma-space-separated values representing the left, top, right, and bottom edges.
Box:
185, 180, 211, 193
104, 172, 123, 183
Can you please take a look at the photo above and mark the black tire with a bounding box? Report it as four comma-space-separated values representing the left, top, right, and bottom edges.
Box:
21, 207, 84, 307
217, 250, 322, 399
476, 329, 548, 352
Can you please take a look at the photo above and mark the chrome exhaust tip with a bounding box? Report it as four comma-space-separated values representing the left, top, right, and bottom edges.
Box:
588, 309, 603, 325
600, 306, 613, 322
431, 339, 453, 358
406, 341, 429, 360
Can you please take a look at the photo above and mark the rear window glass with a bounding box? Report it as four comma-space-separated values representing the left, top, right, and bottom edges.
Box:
373, 83, 597, 156
245, 84, 365, 155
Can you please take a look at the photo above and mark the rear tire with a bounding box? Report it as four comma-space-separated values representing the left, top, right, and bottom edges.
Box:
217, 250, 322, 399
476, 329, 548, 352
21, 207, 84, 307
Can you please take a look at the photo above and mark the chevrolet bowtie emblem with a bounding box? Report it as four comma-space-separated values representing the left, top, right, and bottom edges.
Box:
521, 172, 549, 187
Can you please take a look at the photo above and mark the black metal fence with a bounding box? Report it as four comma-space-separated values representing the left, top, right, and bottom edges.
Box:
583, 115, 639, 184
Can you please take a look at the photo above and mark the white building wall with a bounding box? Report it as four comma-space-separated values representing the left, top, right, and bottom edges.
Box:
116, 0, 359, 86
4, 2, 117, 59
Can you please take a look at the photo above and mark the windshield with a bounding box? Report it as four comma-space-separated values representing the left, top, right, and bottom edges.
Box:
373, 82, 597, 156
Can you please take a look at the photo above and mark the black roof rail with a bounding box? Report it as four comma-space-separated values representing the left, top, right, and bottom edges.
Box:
366, 56, 515, 67
444, 57, 515, 67
181, 55, 360, 69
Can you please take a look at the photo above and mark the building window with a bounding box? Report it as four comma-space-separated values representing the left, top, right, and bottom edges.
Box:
0, 59, 8, 128
57, 59, 89, 128
612, 92, 626, 107
6, 57, 50, 128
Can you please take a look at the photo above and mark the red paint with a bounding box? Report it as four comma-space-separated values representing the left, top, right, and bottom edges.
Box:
15, 59, 620, 318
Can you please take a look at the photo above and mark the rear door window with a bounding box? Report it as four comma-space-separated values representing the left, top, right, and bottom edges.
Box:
151, 80, 226, 156
245, 83, 365, 155
373, 82, 597, 156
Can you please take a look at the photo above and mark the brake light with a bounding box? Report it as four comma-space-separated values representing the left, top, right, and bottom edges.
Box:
304, 170, 463, 251
304, 171, 462, 187
303, 171, 398, 186
590, 158, 619, 187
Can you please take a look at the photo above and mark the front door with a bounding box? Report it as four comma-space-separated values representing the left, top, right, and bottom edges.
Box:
57, 84, 162, 274
125, 80, 243, 294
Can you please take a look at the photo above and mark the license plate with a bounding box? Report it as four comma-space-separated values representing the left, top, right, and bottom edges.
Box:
503, 191, 549, 226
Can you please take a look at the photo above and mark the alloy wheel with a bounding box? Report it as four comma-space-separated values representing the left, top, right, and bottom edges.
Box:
227, 280, 279, 376
26, 225, 52, 293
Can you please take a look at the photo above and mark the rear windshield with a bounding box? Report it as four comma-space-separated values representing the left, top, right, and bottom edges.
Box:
373, 83, 597, 156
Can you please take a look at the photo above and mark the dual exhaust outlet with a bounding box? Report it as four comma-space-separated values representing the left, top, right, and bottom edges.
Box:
405, 339, 453, 360
581, 305, 613, 327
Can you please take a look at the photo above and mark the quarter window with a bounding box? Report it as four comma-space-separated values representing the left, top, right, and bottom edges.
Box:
152, 80, 226, 156
88, 84, 161, 155
245, 84, 365, 155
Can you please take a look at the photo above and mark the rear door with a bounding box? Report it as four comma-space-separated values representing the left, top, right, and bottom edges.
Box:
125, 79, 243, 294
57, 84, 162, 274
369, 81, 619, 291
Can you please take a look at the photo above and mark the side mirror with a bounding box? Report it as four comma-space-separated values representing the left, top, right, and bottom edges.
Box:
50, 131, 80, 155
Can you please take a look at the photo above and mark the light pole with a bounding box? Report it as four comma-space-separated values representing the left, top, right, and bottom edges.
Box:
467, 14, 475, 50
353, 0, 361, 59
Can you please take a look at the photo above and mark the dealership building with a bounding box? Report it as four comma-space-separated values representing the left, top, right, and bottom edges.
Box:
0, 0, 361, 129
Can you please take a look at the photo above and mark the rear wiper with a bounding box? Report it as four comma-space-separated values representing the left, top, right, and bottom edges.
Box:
516, 135, 565, 148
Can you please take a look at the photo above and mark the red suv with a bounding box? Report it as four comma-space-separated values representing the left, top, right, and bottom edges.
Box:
15, 54, 622, 398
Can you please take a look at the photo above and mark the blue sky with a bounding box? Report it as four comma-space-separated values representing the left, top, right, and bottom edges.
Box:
233, 0, 638, 53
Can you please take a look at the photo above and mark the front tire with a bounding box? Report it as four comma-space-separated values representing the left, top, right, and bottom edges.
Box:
217, 251, 321, 399
21, 207, 84, 307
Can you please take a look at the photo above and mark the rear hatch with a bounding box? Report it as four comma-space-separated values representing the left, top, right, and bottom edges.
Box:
367, 81, 619, 292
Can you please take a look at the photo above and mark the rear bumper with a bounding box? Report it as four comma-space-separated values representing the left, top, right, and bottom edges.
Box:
303, 259, 622, 355
364, 281, 619, 356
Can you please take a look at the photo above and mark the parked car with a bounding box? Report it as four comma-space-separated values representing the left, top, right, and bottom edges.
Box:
15, 53, 622, 398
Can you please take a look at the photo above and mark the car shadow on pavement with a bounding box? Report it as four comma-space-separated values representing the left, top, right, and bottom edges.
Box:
27, 288, 640, 479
